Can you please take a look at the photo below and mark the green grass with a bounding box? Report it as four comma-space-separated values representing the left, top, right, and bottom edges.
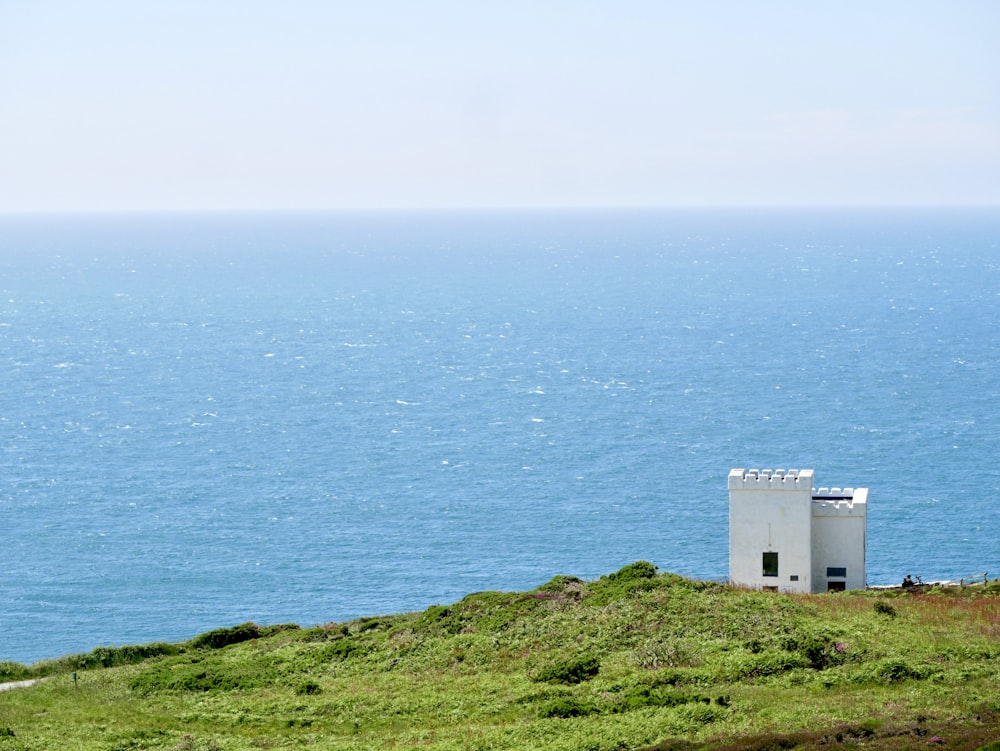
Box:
1, 563, 998, 750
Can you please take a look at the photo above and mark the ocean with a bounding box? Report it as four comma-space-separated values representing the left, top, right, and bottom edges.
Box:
1, 208, 998, 664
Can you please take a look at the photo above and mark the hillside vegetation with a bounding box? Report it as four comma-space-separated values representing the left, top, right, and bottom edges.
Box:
1, 562, 998, 750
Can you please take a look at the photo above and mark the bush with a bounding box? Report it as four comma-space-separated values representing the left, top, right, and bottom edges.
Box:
259, 624, 300, 638
535, 575, 585, 594
189, 623, 261, 650
416, 605, 451, 624
873, 659, 925, 683
444, 590, 555, 634
70, 643, 181, 670
130, 657, 273, 693
24, 642, 183, 677
297, 680, 321, 695
874, 601, 897, 617
0, 662, 31, 682
732, 649, 810, 680
585, 561, 666, 605
780, 630, 841, 670
532, 655, 600, 684
320, 638, 363, 662
539, 698, 599, 719
611, 561, 658, 580
414, 605, 462, 634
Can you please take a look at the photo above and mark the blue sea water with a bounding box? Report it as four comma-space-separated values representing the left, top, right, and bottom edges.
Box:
1, 208, 998, 664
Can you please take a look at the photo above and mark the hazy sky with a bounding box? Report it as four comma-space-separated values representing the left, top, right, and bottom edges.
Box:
1, 1, 997, 212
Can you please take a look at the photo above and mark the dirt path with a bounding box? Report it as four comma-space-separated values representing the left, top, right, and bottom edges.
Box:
0, 678, 44, 692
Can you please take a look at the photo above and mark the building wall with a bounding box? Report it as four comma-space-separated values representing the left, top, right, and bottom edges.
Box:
728, 468, 814, 594
811, 488, 867, 592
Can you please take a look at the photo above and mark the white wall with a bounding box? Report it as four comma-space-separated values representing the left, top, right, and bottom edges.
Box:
729, 469, 814, 594
811, 488, 867, 592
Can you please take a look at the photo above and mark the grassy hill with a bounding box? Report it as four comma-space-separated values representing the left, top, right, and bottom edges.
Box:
1, 562, 998, 750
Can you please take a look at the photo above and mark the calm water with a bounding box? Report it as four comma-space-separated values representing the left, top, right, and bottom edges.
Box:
1, 208, 998, 663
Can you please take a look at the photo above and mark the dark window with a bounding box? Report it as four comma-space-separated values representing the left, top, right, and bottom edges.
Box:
826, 567, 847, 578
790, 575, 799, 581
763, 586, 779, 592
827, 581, 846, 592
763, 552, 778, 577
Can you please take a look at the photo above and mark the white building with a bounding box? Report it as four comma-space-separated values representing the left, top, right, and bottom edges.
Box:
728, 468, 867, 594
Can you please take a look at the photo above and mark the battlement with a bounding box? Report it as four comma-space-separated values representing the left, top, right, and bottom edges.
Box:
728, 468, 814, 490
813, 487, 855, 499
812, 487, 868, 516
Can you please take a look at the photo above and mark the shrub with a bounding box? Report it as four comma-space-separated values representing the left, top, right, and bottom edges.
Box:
259, 624, 300, 638
731, 649, 810, 680
130, 657, 272, 693
532, 655, 600, 684
873, 659, 925, 683
416, 605, 450, 624
189, 623, 261, 650
297, 680, 321, 695
25, 642, 183, 677
354, 617, 386, 633
320, 638, 363, 662
535, 575, 585, 594
611, 561, 658, 580
780, 630, 842, 669
874, 601, 897, 617
0, 662, 31, 682
414, 605, 462, 633
539, 698, 599, 719
294, 626, 330, 642
444, 590, 554, 633
585, 561, 666, 605
69, 643, 181, 670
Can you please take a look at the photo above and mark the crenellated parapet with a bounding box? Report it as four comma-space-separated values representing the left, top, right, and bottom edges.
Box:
812, 487, 868, 516
813, 487, 854, 498
728, 468, 814, 490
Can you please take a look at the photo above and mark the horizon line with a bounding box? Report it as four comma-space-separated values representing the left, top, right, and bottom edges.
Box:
2, 203, 998, 218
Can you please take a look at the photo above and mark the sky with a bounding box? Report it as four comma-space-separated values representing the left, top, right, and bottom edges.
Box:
1, 1, 998, 212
